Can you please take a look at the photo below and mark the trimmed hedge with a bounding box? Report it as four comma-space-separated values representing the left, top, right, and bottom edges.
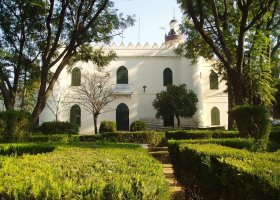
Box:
130, 120, 147, 132
168, 140, 280, 200
0, 110, 31, 142
39, 121, 79, 135
166, 130, 240, 140
101, 131, 165, 148
28, 134, 75, 143
230, 105, 271, 139
0, 143, 56, 156
0, 142, 169, 199
270, 126, 280, 144
99, 121, 116, 133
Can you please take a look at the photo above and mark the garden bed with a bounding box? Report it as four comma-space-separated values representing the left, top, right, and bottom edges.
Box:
168, 139, 280, 200
0, 142, 169, 199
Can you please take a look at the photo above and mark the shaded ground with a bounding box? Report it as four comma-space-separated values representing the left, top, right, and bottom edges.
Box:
149, 147, 185, 200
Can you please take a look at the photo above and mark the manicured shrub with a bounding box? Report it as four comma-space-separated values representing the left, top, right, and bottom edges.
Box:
270, 126, 280, 144
28, 134, 74, 143
230, 105, 271, 139
99, 121, 116, 133
0, 143, 56, 156
0, 142, 169, 199
212, 130, 240, 138
130, 120, 147, 132
0, 110, 31, 142
102, 131, 165, 148
39, 121, 79, 135
168, 140, 280, 200
166, 130, 212, 140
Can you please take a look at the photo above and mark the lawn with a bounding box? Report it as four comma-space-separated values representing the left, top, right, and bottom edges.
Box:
0, 141, 169, 200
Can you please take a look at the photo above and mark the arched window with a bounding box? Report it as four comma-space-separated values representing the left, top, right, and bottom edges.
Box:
211, 107, 220, 125
70, 104, 81, 126
163, 68, 173, 86
71, 67, 81, 86
210, 71, 218, 89
117, 66, 128, 84
116, 103, 129, 131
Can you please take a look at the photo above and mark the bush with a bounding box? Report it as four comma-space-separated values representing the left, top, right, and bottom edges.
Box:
168, 140, 280, 200
101, 131, 165, 148
166, 130, 212, 140
99, 121, 116, 133
212, 130, 240, 138
39, 121, 79, 135
28, 134, 75, 143
270, 126, 280, 144
230, 105, 271, 139
0, 110, 31, 142
0, 143, 56, 156
130, 120, 147, 132
0, 142, 169, 199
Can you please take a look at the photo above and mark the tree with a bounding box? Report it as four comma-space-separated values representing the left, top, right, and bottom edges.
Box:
176, 0, 279, 129
73, 72, 116, 134
152, 84, 198, 127
46, 84, 70, 122
0, 0, 42, 110
0, 0, 134, 127
273, 82, 280, 118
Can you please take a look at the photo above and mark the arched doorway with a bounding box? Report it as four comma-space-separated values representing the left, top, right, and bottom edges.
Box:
70, 104, 81, 126
211, 107, 220, 125
116, 103, 129, 131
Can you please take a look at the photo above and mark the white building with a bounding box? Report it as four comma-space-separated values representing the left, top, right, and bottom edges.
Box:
39, 19, 228, 134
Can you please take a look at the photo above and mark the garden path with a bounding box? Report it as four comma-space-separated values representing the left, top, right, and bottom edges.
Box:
149, 147, 185, 200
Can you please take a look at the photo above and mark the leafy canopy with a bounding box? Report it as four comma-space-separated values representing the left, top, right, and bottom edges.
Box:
152, 84, 198, 126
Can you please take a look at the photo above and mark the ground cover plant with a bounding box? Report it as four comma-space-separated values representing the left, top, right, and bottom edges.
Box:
168, 139, 280, 200
0, 142, 169, 199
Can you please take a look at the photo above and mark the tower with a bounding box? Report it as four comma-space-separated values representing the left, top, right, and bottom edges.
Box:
165, 19, 185, 46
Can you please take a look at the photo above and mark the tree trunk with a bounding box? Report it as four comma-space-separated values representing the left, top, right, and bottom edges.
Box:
176, 115, 180, 128
227, 80, 235, 130
93, 114, 99, 134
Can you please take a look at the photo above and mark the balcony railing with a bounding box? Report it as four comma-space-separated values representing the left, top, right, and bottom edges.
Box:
112, 84, 133, 94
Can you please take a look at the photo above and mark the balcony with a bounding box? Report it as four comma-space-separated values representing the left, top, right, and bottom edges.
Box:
112, 84, 133, 95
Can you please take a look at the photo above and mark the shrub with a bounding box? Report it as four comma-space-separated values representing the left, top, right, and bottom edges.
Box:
130, 120, 147, 132
39, 121, 79, 135
102, 131, 165, 148
166, 130, 212, 140
28, 134, 74, 143
0, 110, 31, 142
99, 121, 116, 133
0, 142, 169, 199
270, 126, 280, 144
0, 143, 56, 156
168, 140, 280, 200
230, 105, 271, 139
212, 130, 240, 138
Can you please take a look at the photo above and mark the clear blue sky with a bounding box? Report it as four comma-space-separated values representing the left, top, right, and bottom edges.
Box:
112, 0, 183, 45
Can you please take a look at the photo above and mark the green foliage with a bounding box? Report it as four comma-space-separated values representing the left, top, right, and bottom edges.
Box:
270, 126, 280, 145
0, 110, 31, 142
0, 143, 56, 156
273, 83, 280, 118
166, 130, 239, 140
168, 140, 280, 200
0, 142, 169, 199
152, 84, 198, 126
231, 105, 271, 139
130, 120, 147, 132
101, 131, 165, 148
99, 121, 116, 133
28, 134, 75, 143
39, 121, 79, 135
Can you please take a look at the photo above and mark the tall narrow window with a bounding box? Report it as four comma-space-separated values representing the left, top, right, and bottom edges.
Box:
117, 66, 128, 84
70, 104, 81, 126
210, 71, 218, 89
163, 68, 173, 86
211, 107, 220, 125
71, 67, 81, 86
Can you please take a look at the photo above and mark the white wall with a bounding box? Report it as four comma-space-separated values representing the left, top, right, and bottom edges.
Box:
39, 44, 229, 134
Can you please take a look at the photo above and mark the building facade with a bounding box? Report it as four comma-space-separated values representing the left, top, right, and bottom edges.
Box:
39, 19, 228, 134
